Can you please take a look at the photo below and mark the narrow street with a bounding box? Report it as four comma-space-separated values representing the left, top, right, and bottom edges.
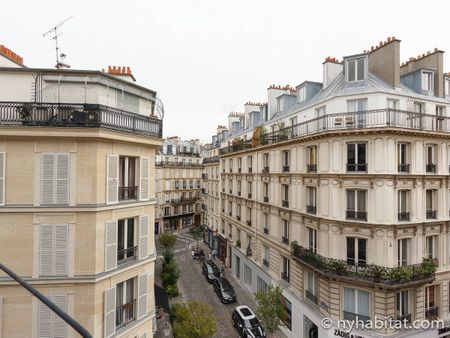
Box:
155, 230, 286, 338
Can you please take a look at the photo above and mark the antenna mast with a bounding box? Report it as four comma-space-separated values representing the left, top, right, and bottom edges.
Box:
43, 16, 73, 69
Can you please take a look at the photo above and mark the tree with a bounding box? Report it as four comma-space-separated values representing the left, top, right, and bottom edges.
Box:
255, 285, 287, 337
190, 225, 204, 250
172, 300, 217, 338
158, 232, 177, 252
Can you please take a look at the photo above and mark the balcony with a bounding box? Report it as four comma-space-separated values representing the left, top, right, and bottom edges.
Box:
248, 193, 252, 199
263, 259, 269, 268
305, 290, 318, 304
290, 242, 436, 287
307, 205, 317, 215
248, 167, 253, 173
281, 272, 290, 283
218, 109, 450, 156
426, 163, 437, 173
262, 166, 270, 174
263, 196, 269, 203
119, 186, 138, 201
236, 215, 241, 221
229, 168, 233, 173
201, 188, 206, 194
238, 168, 242, 173
156, 161, 202, 168
263, 227, 269, 235
117, 246, 137, 264
425, 306, 439, 320
282, 236, 289, 245
0, 102, 162, 138
282, 200, 289, 208
426, 210, 437, 219
346, 210, 367, 221
307, 164, 317, 173
398, 164, 410, 173
238, 191, 241, 196
229, 189, 232, 194
398, 211, 410, 221
246, 220, 251, 226
116, 299, 136, 329
343, 311, 370, 324
397, 314, 412, 323
202, 173, 208, 180
203, 156, 219, 164
346, 163, 367, 172
282, 165, 290, 173
229, 211, 232, 216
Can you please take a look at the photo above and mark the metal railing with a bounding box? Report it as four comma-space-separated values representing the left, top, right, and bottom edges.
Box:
119, 186, 138, 201
219, 109, 450, 156
346, 163, 367, 172
425, 306, 439, 319
0, 262, 92, 337
263, 259, 269, 267
263, 196, 269, 203
307, 205, 317, 214
426, 210, 437, 219
305, 290, 318, 304
307, 164, 317, 173
282, 165, 290, 173
343, 311, 370, 324
0, 102, 162, 138
282, 236, 289, 245
263, 227, 269, 235
281, 272, 290, 283
117, 246, 138, 263
116, 299, 136, 329
203, 156, 219, 164
155, 161, 202, 168
398, 164, 410, 173
397, 313, 412, 323
291, 243, 436, 286
426, 163, 437, 173
282, 200, 289, 208
398, 211, 410, 221
346, 210, 367, 221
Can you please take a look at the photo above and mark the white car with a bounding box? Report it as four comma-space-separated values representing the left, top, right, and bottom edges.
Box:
232, 305, 266, 338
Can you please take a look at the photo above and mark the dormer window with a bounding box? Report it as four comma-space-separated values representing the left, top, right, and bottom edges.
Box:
347, 57, 366, 82
298, 86, 306, 102
445, 78, 450, 97
422, 71, 434, 91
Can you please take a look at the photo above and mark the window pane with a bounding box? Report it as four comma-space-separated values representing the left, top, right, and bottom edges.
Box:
348, 59, 356, 82
358, 239, 367, 264
357, 191, 366, 212
344, 288, 355, 312
357, 144, 366, 164
357, 290, 370, 316
347, 190, 355, 210
347, 238, 355, 263
357, 58, 365, 81
347, 144, 356, 164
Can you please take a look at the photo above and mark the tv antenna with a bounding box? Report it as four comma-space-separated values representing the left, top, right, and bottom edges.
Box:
43, 16, 73, 69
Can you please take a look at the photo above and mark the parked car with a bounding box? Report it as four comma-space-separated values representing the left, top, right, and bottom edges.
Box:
212, 277, 236, 303
202, 260, 220, 283
232, 305, 266, 337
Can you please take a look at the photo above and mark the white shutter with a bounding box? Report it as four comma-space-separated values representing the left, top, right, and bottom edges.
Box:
105, 220, 118, 272
53, 295, 68, 338
54, 225, 69, 276
41, 154, 55, 205
104, 287, 116, 338
38, 300, 52, 338
137, 274, 148, 319
39, 225, 54, 276
140, 157, 149, 201
139, 215, 149, 259
0, 152, 5, 206
106, 155, 119, 204
56, 154, 69, 205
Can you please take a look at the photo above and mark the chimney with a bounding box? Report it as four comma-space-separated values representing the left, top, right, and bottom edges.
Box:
106, 65, 136, 82
400, 48, 445, 97
322, 57, 343, 88
0, 44, 25, 67
266, 85, 295, 119
368, 36, 401, 88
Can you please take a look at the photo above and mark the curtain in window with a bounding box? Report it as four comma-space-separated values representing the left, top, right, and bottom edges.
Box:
356, 191, 366, 212
347, 190, 355, 211
357, 290, 370, 316
344, 288, 355, 313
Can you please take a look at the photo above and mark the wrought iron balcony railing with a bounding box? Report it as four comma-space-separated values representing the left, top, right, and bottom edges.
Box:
116, 299, 136, 329
282, 236, 289, 245
263, 259, 269, 267
398, 211, 410, 221
263, 227, 269, 235
156, 161, 202, 168
397, 313, 412, 323
281, 272, 290, 283
346, 210, 367, 221
425, 306, 439, 319
263, 196, 269, 203
426, 210, 437, 219
282, 200, 289, 208
0, 102, 162, 138
119, 186, 138, 201
398, 163, 410, 173
282, 165, 290, 173
262, 166, 270, 174
307, 164, 317, 173
117, 246, 138, 264
219, 109, 450, 156
346, 163, 367, 172
426, 163, 437, 173
305, 290, 318, 304
203, 156, 219, 164
291, 242, 436, 287
343, 311, 370, 324
307, 205, 317, 214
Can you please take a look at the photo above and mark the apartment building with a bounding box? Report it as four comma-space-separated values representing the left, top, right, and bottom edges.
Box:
0, 46, 162, 338
202, 37, 450, 338
154, 137, 203, 233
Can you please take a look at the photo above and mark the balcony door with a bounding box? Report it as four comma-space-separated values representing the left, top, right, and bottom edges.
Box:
347, 237, 367, 266
119, 156, 137, 200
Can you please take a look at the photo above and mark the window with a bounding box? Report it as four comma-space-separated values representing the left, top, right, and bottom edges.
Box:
307, 187, 317, 214
257, 276, 268, 294
436, 106, 445, 131
228, 201, 232, 216
246, 207, 252, 225
398, 190, 410, 221
263, 182, 269, 202
116, 278, 136, 329
387, 98, 399, 110
282, 150, 290, 172
263, 213, 269, 234
244, 264, 252, 286
237, 180, 241, 196
41, 153, 69, 205
446, 78, 450, 97
38, 294, 68, 338
290, 116, 298, 136
282, 297, 292, 330
39, 224, 69, 276
281, 256, 290, 282
422, 71, 434, 91
236, 205, 241, 220
343, 288, 370, 322
346, 190, 367, 221
307, 146, 317, 172
426, 190, 437, 219
347, 57, 366, 82
119, 156, 140, 200
263, 153, 269, 171
425, 145, 437, 173
247, 181, 252, 198
397, 238, 411, 266
118, 218, 137, 264
308, 227, 317, 253
237, 157, 242, 172
282, 219, 289, 245
347, 237, 367, 265
425, 285, 439, 319
282, 184, 289, 207
247, 156, 253, 172
398, 143, 410, 173
396, 291, 411, 322
305, 271, 318, 304
263, 245, 270, 267
229, 159, 233, 172
426, 235, 438, 260
347, 143, 367, 172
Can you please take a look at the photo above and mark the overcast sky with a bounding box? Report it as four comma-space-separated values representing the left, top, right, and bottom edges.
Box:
1, 0, 450, 142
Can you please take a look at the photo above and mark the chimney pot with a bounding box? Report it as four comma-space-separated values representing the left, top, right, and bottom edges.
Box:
387, 37, 391, 42
434, 47, 438, 52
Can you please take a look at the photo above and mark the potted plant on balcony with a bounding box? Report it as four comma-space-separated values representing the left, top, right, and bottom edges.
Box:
370, 264, 387, 283
276, 122, 289, 141
291, 241, 301, 257
419, 258, 437, 277
390, 265, 413, 283
236, 239, 241, 249
252, 126, 268, 147
232, 137, 244, 151
329, 260, 347, 276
